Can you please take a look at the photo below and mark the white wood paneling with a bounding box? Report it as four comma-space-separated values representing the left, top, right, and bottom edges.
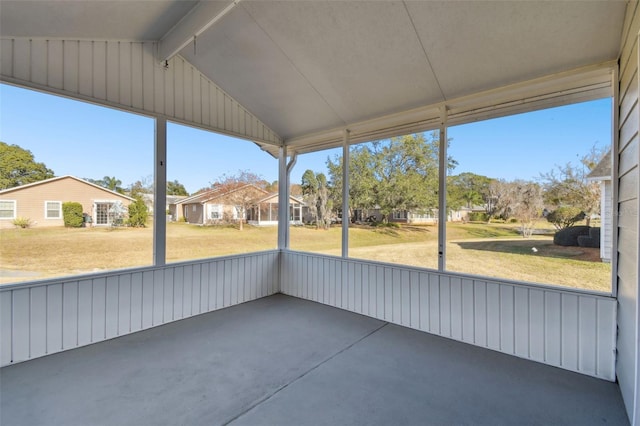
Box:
615, 2, 640, 422
0, 251, 279, 367
281, 251, 618, 381
0, 37, 281, 146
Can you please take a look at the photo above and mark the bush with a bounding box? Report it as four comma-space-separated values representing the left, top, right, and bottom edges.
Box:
546, 207, 585, 230
12, 217, 32, 228
62, 202, 84, 227
127, 198, 148, 227
553, 225, 590, 246
577, 227, 601, 248
468, 212, 489, 222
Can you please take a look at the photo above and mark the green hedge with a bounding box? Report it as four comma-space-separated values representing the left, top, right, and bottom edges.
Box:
62, 202, 83, 228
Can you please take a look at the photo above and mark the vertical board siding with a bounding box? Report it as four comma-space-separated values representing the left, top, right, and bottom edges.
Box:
0, 37, 281, 145
616, 3, 640, 422
281, 251, 617, 381
0, 251, 278, 367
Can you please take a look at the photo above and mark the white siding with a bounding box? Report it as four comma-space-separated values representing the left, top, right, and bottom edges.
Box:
601, 180, 613, 261
281, 251, 617, 381
0, 37, 281, 146
0, 251, 279, 367
617, 2, 640, 423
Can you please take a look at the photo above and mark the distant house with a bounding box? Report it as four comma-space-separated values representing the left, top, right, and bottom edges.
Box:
175, 185, 305, 226
587, 150, 613, 262
351, 206, 476, 224
0, 175, 134, 228
141, 194, 188, 219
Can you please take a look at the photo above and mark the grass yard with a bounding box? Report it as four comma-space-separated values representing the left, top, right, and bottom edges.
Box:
0, 221, 611, 292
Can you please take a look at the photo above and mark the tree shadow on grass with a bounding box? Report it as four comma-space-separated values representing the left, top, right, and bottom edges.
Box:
452, 239, 602, 262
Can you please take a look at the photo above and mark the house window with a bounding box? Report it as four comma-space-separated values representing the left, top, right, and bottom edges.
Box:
392, 210, 407, 220
209, 204, 223, 219
0, 200, 16, 219
45, 201, 62, 219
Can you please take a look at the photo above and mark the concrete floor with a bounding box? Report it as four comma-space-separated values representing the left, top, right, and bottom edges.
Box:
1, 294, 629, 426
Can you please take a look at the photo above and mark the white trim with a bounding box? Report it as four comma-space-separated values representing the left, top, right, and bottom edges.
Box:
44, 200, 62, 219
0, 199, 16, 219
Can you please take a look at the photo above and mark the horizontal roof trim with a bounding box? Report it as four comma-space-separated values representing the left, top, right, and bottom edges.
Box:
283, 62, 615, 155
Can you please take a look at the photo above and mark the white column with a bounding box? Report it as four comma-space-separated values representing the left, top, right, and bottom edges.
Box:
154, 116, 167, 266
277, 146, 288, 249
342, 130, 350, 258
438, 107, 448, 271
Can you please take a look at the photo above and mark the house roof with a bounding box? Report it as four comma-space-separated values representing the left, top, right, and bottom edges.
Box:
587, 150, 613, 181
0, 175, 135, 200
177, 184, 269, 205
256, 193, 305, 206
0, 1, 626, 156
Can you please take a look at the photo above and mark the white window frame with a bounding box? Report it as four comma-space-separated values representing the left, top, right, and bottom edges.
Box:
209, 204, 223, 220
0, 200, 16, 220
44, 200, 62, 219
392, 210, 407, 220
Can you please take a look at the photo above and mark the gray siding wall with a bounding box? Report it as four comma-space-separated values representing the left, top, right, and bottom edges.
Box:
0, 38, 281, 145
617, 2, 640, 423
0, 251, 279, 367
281, 251, 617, 381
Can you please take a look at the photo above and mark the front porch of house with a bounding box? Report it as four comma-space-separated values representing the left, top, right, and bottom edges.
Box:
0, 293, 627, 426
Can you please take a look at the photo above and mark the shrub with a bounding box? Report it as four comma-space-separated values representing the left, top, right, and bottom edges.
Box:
546, 207, 585, 230
12, 216, 32, 228
553, 225, 590, 246
62, 202, 84, 227
127, 198, 148, 227
468, 212, 489, 222
577, 235, 600, 248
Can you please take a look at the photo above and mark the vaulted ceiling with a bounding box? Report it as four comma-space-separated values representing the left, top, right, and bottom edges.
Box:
0, 0, 628, 153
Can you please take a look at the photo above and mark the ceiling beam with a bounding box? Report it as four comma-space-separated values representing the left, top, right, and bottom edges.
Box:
158, 0, 240, 63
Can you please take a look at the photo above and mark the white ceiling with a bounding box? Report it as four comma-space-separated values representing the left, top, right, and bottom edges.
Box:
0, 0, 628, 145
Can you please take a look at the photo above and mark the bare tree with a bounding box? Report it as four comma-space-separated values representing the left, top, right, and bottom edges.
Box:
214, 171, 265, 231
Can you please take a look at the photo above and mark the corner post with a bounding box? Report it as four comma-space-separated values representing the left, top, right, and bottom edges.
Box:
154, 116, 167, 266
277, 145, 288, 250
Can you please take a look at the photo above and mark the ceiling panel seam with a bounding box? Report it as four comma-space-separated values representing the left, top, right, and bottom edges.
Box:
401, 0, 446, 102
239, 2, 346, 128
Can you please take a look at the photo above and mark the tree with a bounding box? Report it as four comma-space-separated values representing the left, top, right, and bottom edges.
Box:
127, 197, 148, 227
489, 179, 543, 237
0, 141, 54, 189
326, 132, 454, 223
99, 176, 124, 194
539, 145, 606, 225
213, 170, 264, 231
301, 170, 332, 229
447, 172, 495, 212
546, 206, 586, 230
167, 180, 188, 196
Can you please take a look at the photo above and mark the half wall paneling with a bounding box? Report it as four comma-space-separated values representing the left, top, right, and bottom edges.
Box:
0, 251, 279, 367
281, 251, 617, 381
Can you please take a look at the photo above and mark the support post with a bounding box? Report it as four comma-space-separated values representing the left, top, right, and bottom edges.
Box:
342, 130, 350, 258
277, 146, 288, 250
154, 116, 167, 266
438, 107, 448, 271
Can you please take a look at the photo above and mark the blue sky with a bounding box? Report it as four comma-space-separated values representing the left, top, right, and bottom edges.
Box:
0, 83, 611, 194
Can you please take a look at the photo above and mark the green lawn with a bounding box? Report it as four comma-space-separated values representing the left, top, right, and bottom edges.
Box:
0, 221, 611, 292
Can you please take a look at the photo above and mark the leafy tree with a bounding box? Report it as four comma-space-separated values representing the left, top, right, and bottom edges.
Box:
447, 172, 494, 211
539, 145, 606, 225
327, 132, 454, 223
546, 206, 586, 230
213, 170, 265, 231
0, 142, 54, 189
301, 170, 332, 229
490, 180, 543, 237
96, 176, 124, 194
127, 197, 148, 227
167, 179, 188, 196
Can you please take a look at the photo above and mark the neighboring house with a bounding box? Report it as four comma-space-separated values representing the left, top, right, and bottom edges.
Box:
587, 150, 613, 262
141, 194, 188, 220
175, 185, 305, 226
247, 193, 305, 226
0, 175, 134, 228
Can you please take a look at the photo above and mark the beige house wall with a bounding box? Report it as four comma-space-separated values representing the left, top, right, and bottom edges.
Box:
0, 176, 132, 229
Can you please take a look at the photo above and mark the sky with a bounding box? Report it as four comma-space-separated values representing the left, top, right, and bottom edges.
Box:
0, 83, 611, 194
